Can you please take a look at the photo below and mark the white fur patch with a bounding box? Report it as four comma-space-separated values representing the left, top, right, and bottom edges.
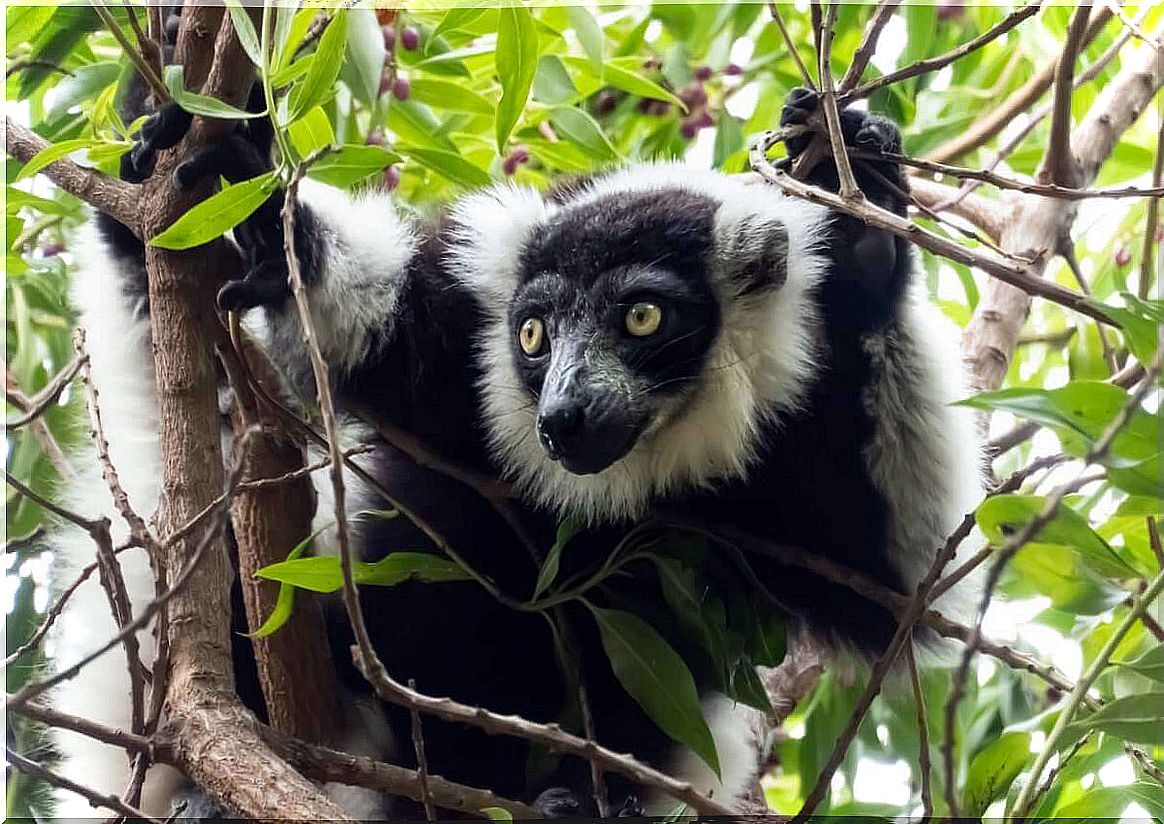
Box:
447, 164, 831, 522
643, 693, 762, 815
294, 179, 418, 372
861, 272, 986, 621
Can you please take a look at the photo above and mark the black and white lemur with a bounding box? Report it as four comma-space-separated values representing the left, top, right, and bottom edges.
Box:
49, 59, 984, 817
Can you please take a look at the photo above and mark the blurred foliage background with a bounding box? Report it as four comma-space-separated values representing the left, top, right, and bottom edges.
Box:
5, 1, 1163, 820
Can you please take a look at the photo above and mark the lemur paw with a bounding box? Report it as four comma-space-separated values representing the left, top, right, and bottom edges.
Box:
121, 103, 193, 183
779, 87, 902, 158
532, 786, 598, 819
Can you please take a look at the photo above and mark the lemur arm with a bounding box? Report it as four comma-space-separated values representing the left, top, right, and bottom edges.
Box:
780, 89, 912, 331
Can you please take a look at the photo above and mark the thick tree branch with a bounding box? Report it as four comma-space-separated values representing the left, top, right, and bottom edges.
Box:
1044, 3, 1094, 187
962, 30, 1164, 391
5, 117, 140, 232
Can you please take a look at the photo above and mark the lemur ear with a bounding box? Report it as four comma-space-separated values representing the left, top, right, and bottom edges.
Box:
714, 213, 789, 296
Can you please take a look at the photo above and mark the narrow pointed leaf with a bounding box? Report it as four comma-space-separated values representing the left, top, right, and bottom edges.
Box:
149, 172, 278, 250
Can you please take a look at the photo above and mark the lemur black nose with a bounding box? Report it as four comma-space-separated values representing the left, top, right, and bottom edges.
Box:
537, 403, 584, 460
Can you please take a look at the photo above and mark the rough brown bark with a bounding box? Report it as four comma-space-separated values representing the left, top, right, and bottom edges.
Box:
962, 35, 1164, 391
228, 338, 341, 744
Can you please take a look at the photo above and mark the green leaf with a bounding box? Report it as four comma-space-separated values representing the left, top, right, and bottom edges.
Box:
712, 112, 744, 169
1114, 645, 1164, 684
494, 0, 539, 151
248, 531, 318, 638
288, 12, 348, 121
308, 145, 400, 189
16, 138, 100, 180
532, 517, 582, 601
400, 144, 491, 188
480, 807, 513, 822
257, 551, 472, 594
344, 7, 386, 106
976, 494, 1138, 579
565, 6, 603, 74
547, 106, 618, 161
532, 55, 578, 105
164, 66, 264, 120
565, 56, 685, 109
225, 0, 262, 68
409, 78, 494, 116
1055, 781, 1164, 819
589, 605, 720, 777
148, 172, 278, 251
1066, 692, 1164, 746
959, 382, 1158, 471
288, 105, 336, 157
962, 731, 1030, 816
652, 557, 726, 663
431, 2, 490, 43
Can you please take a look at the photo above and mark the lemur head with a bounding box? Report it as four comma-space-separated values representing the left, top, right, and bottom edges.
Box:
449, 165, 830, 521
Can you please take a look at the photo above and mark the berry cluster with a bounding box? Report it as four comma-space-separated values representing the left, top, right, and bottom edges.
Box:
596, 60, 743, 142
378, 22, 421, 102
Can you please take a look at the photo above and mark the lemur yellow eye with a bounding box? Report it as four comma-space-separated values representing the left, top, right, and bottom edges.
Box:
625, 302, 663, 337
518, 318, 547, 356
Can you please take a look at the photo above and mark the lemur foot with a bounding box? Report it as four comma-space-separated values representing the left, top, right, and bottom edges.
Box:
532, 787, 645, 819
533, 787, 598, 819
779, 87, 903, 160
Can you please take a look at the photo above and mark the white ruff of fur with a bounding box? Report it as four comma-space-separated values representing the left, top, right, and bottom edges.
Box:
448, 164, 830, 522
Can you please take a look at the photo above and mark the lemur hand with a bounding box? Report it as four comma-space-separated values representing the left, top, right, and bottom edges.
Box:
778, 87, 908, 215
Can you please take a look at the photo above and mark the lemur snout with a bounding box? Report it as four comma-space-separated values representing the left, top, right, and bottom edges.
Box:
536, 394, 642, 476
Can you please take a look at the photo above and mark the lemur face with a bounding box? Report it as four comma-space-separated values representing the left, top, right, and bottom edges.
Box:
509, 190, 721, 475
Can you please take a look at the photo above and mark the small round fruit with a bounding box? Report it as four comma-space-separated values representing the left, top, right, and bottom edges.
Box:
381, 165, 401, 192
393, 77, 411, 101
693, 65, 713, 82
400, 26, 420, 51
1115, 247, 1132, 267
381, 25, 396, 52
724, 62, 743, 76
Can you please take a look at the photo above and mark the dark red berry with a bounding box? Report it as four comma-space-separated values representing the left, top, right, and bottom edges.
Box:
680, 120, 699, 140
937, 0, 966, 21
693, 65, 713, 82
595, 90, 617, 115
381, 165, 401, 191
41, 242, 64, 257
1115, 247, 1132, 267
695, 110, 715, 129
366, 130, 385, 146
650, 100, 671, 116
503, 146, 530, 175
636, 98, 653, 114
680, 83, 708, 109
400, 26, 420, 51
380, 71, 394, 96
381, 25, 396, 52
392, 76, 411, 101
724, 62, 743, 76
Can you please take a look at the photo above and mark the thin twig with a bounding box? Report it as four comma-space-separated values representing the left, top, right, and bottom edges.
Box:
1101, 0, 1161, 48
905, 643, 933, 819
408, 679, 437, 821
1148, 516, 1164, 569
853, 148, 1164, 200
1138, 121, 1164, 299
768, 2, 816, 90
837, 1, 901, 94
812, 2, 862, 202
4, 544, 136, 668
122, 0, 164, 85
6, 747, 162, 823
91, 0, 169, 104
4, 368, 76, 479
5, 353, 86, 430
846, 1, 1044, 103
